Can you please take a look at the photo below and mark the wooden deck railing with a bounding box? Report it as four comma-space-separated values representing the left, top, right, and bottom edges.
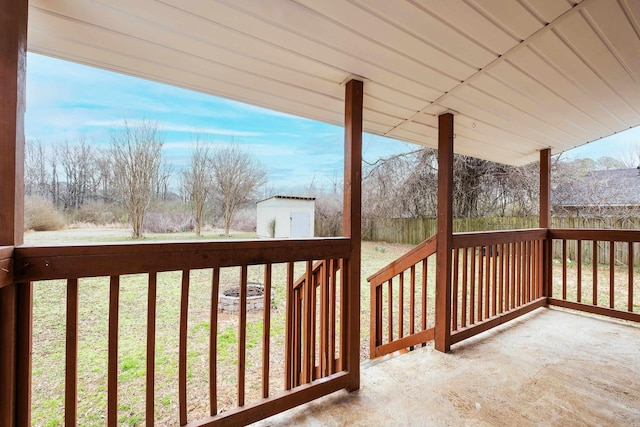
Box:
449, 229, 548, 344
13, 238, 354, 426
548, 229, 640, 323
367, 236, 437, 358
291, 259, 343, 386
368, 229, 549, 357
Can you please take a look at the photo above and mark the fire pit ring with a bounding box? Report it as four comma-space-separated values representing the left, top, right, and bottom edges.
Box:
219, 282, 272, 312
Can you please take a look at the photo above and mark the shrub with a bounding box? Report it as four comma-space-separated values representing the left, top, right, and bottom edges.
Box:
24, 196, 66, 231
71, 202, 118, 225
143, 202, 194, 233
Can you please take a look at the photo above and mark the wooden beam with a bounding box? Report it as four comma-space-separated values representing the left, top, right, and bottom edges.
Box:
343, 79, 363, 391
435, 113, 454, 353
0, 1, 28, 425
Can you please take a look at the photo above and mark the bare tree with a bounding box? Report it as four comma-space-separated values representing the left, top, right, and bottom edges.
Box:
56, 138, 98, 210
181, 140, 213, 237
210, 144, 266, 237
110, 119, 164, 238
25, 139, 48, 198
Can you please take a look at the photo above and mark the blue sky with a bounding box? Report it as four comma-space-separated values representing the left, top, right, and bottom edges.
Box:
26, 53, 640, 191
25, 53, 414, 192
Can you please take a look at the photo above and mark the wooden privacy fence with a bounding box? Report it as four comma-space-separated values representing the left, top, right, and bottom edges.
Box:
548, 229, 640, 323
14, 238, 355, 426
318, 215, 640, 264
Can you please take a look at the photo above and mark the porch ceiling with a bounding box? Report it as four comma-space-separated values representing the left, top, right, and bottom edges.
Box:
27, 0, 640, 166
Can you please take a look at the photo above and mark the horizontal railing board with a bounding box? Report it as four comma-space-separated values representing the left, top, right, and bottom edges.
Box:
450, 298, 547, 345
367, 235, 436, 283
549, 229, 640, 242
186, 372, 349, 427
372, 328, 434, 359
0, 246, 14, 288
548, 299, 640, 323
452, 229, 547, 248
14, 238, 350, 281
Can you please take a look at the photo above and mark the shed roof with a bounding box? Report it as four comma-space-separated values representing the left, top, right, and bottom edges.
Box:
27, 0, 640, 166
257, 195, 316, 204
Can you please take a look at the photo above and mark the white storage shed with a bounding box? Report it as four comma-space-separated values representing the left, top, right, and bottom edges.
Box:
256, 196, 315, 239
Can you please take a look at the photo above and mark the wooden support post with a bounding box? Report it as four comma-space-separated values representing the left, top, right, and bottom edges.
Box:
435, 113, 454, 353
0, 0, 29, 425
539, 148, 552, 299
343, 79, 362, 391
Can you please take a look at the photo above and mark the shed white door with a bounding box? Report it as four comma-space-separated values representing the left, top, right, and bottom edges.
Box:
290, 212, 310, 238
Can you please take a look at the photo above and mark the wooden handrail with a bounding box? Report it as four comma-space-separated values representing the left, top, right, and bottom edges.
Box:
367, 235, 437, 284
549, 228, 640, 242
452, 228, 547, 248
14, 238, 350, 281
0, 246, 14, 288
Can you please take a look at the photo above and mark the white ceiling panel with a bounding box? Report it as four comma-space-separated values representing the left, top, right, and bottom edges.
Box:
25, 0, 640, 165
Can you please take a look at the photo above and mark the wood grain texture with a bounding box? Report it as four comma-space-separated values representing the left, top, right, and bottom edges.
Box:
15, 238, 350, 282
435, 112, 454, 353
343, 79, 362, 391
65, 279, 79, 426
0, 2, 27, 423
107, 276, 120, 427
0, 0, 27, 246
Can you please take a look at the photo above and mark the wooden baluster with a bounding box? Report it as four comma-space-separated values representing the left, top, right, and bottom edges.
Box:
498, 244, 504, 314
146, 273, 157, 426
262, 264, 272, 398
524, 241, 531, 302
470, 248, 476, 325
477, 247, 483, 321
238, 266, 248, 403
65, 278, 78, 427
593, 241, 598, 306
577, 241, 582, 303
339, 259, 348, 372
387, 278, 393, 343
610, 242, 615, 309
410, 265, 416, 338
452, 249, 459, 331
504, 243, 510, 311
329, 260, 337, 373
491, 245, 498, 316
421, 259, 428, 332
108, 276, 120, 427
302, 261, 313, 384
461, 248, 468, 328
210, 268, 220, 415
285, 262, 294, 389
484, 245, 490, 319
515, 242, 521, 307
629, 243, 634, 312
510, 243, 517, 309
562, 239, 567, 300
320, 260, 330, 377
179, 270, 190, 424
399, 272, 404, 338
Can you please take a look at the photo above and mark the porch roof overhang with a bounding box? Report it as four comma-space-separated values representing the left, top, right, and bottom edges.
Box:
27, 0, 640, 166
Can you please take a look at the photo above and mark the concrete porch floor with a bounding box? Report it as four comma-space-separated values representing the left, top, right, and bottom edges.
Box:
255, 307, 640, 426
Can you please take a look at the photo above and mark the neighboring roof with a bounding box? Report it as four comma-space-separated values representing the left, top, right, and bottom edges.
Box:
554, 168, 640, 208
257, 195, 316, 204
27, 0, 640, 166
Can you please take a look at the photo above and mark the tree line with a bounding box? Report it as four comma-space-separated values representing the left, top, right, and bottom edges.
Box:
25, 120, 266, 238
